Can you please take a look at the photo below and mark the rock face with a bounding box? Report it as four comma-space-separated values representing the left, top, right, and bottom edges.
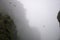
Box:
57, 11, 60, 23
0, 13, 17, 40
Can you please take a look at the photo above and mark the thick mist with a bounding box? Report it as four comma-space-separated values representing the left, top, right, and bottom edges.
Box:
18, 0, 60, 40
0, 0, 40, 40
0, 0, 60, 40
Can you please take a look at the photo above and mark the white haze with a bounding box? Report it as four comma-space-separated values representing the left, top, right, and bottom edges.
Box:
17, 0, 60, 40
0, 0, 60, 40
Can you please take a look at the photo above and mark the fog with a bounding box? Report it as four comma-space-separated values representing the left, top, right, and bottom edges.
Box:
0, 0, 60, 40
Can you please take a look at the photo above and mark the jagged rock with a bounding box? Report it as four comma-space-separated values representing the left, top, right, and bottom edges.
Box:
0, 13, 17, 40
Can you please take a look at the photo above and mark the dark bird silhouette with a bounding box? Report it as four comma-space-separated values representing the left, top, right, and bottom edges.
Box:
57, 11, 60, 23
57, 11, 60, 27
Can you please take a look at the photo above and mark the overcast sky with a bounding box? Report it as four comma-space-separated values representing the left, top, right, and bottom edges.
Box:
17, 0, 60, 40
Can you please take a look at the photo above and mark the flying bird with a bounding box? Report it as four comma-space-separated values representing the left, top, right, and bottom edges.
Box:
57, 11, 60, 27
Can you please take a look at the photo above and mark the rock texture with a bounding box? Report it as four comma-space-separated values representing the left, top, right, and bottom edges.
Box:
0, 13, 17, 40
